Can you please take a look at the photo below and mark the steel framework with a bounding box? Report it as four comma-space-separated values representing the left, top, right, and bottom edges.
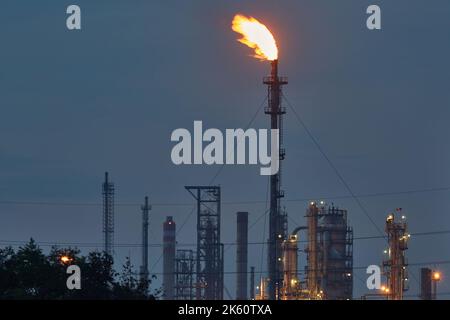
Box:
175, 249, 195, 300
185, 186, 224, 300
102, 172, 114, 257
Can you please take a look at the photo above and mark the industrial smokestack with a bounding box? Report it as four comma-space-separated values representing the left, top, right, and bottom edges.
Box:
420, 268, 432, 300
236, 212, 248, 300
163, 216, 176, 299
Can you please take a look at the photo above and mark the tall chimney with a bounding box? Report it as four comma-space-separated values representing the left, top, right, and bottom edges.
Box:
163, 216, 176, 299
420, 268, 432, 300
236, 211, 248, 300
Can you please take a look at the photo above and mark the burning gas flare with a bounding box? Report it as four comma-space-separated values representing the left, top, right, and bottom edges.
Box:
232, 14, 278, 61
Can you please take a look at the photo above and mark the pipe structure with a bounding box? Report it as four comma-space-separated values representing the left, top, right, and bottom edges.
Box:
264, 60, 288, 300
250, 266, 255, 300
236, 212, 248, 300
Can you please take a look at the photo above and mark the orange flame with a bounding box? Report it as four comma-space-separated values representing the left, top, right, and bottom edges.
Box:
232, 14, 278, 61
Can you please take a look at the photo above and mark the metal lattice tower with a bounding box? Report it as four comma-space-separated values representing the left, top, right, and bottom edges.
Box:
185, 186, 224, 300
383, 209, 409, 300
264, 60, 288, 300
102, 172, 114, 257
175, 249, 195, 300
140, 196, 151, 284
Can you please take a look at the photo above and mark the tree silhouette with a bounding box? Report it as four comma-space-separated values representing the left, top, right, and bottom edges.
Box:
0, 239, 159, 300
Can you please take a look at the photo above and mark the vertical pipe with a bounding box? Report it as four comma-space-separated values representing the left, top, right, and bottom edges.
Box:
250, 266, 255, 300
307, 203, 319, 297
236, 212, 248, 300
163, 216, 176, 299
140, 196, 150, 285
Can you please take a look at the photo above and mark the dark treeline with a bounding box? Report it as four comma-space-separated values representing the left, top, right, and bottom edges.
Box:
0, 239, 160, 299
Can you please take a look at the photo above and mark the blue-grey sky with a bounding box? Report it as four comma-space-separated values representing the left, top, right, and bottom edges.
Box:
1, 0, 450, 299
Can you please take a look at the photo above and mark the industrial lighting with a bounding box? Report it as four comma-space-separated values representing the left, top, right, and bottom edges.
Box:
380, 285, 390, 293
60, 255, 72, 264
433, 272, 441, 281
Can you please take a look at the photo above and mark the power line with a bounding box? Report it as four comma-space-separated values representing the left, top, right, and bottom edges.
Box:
1, 229, 448, 248
1, 186, 450, 208
283, 93, 384, 237
121, 260, 450, 276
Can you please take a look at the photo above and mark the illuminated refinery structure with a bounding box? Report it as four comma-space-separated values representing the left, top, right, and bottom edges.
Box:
305, 202, 353, 300
254, 201, 353, 300
382, 209, 409, 300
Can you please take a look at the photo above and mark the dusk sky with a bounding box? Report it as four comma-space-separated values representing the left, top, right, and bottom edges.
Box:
1, 0, 449, 298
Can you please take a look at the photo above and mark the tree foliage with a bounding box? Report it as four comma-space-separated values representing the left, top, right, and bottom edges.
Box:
0, 239, 159, 300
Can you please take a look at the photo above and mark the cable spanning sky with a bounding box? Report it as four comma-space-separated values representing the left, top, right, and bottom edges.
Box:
0, 0, 450, 298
